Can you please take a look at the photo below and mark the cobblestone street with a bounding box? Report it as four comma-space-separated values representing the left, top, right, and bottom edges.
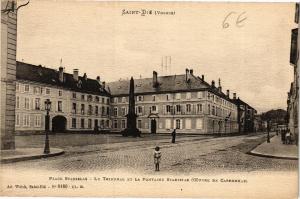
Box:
2, 133, 298, 174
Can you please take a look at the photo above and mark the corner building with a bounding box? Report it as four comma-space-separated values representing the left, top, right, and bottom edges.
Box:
15, 62, 111, 134
107, 69, 238, 134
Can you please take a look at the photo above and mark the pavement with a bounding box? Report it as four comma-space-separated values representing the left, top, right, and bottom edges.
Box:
0, 147, 64, 163
249, 134, 298, 160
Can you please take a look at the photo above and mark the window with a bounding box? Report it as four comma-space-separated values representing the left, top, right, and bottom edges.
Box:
166, 94, 170, 101
72, 118, 76, 128
24, 85, 29, 92
81, 118, 85, 128
137, 120, 142, 129
16, 113, 20, 126
88, 105, 93, 115
197, 91, 203, 98
212, 106, 215, 115
113, 120, 118, 128
58, 90, 62, 96
25, 98, 30, 110
114, 107, 118, 116
185, 119, 191, 129
175, 93, 181, 100
34, 115, 41, 127
72, 103, 77, 114
88, 119, 92, 129
106, 107, 110, 115
150, 105, 157, 113
196, 118, 203, 129
81, 95, 85, 100
186, 104, 191, 113
96, 96, 100, 102
176, 119, 181, 129
122, 97, 126, 103
106, 98, 109, 104
16, 96, 20, 109
176, 105, 181, 113
35, 98, 40, 110
114, 97, 118, 103
95, 106, 99, 115
121, 107, 127, 116
208, 104, 211, 115
106, 120, 110, 128
101, 98, 104, 104
166, 105, 172, 114
101, 106, 105, 116
46, 88, 50, 95
16, 83, 19, 91
137, 96, 143, 102
23, 114, 30, 127
186, 92, 191, 100
34, 87, 40, 94
72, 93, 77, 99
121, 120, 126, 128
87, 95, 93, 102
197, 104, 203, 113
58, 101, 62, 112
81, 104, 85, 115
152, 95, 156, 101
165, 119, 171, 129
137, 106, 143, 115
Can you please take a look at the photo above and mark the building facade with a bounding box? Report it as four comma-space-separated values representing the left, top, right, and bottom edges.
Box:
108, 69, 238, 134
287, 3, 299, 143
15, 62, 111, 134
1, 0, 17, 149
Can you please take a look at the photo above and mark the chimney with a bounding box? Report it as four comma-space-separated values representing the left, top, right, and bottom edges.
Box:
233, 93, 237, 99
226, 89, 230, 97
83, 73, 87, 81
190, 69, 194, 75
58, 67, 64, 83
211, 80, 215, 87
153, 71, 158, 87
185, 68, 189, 82
202, 75, 204, 81
73, 69, 79, 81
218, 78, 222, 92
102, 81, 106, 89
96, 76, 100, 83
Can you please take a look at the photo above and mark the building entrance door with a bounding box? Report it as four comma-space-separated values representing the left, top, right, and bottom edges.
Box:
151, 119, 157, 134
52, 115, 67, 132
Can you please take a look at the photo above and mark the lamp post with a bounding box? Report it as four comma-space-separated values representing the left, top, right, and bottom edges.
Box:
267, 120, 270, 143
44, 99, 51, 154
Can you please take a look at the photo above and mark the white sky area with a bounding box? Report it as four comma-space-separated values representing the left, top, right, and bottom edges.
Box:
16, 1, 297, 113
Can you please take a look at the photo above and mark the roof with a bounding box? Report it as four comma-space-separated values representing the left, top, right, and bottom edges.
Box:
232, 98, 256, 111
16, 61, 110, 96
107, 73, 233, 102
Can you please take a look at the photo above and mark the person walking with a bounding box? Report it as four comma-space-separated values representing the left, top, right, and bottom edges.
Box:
154, 146, 161, 171
171, 129, 176, 143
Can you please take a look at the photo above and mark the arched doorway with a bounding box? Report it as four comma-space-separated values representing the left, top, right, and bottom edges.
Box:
52, 115, 67, 132
151, 119, 157, 134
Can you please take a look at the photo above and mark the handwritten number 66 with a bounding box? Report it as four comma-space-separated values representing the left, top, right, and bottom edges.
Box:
223, 11, 247, 29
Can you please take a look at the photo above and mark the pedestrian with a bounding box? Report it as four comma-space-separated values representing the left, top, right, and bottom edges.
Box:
281, 129, 286, 144
154, 146, 161, 171
286, 130, 291, 144
171, 129, 176, 143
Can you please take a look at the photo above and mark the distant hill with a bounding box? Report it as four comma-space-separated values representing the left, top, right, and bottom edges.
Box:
260, 109, 287, 124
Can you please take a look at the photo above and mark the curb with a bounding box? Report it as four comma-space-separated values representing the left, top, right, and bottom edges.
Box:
1, 149, 65, 164
247, 150, 298, 160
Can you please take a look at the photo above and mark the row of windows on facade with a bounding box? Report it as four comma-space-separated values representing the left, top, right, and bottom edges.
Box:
71, 118, 110, 129
113, 92, 234, 108
112, 104, 234, 118
15, 113, 42, 127
112, 118, 204, 130
72, 103, 110, 116
17, 83, 109, 104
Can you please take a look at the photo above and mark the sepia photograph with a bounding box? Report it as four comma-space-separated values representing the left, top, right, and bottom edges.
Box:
0, 1, 299, 198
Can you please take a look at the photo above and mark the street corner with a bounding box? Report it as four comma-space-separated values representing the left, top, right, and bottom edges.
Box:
1, 148, 64, 164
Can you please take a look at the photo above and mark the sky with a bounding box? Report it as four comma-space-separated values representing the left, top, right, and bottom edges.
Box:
16, 1, 297, 113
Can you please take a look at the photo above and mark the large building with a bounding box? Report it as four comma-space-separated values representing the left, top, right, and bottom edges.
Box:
1, 0, 17, 149
287, 3, 299, 143
15, 62, 111, 134
107, 69, 239, 134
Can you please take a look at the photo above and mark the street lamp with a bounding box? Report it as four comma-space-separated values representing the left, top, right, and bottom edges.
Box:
44, 99, 51, 154
267, 120, 270, 143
